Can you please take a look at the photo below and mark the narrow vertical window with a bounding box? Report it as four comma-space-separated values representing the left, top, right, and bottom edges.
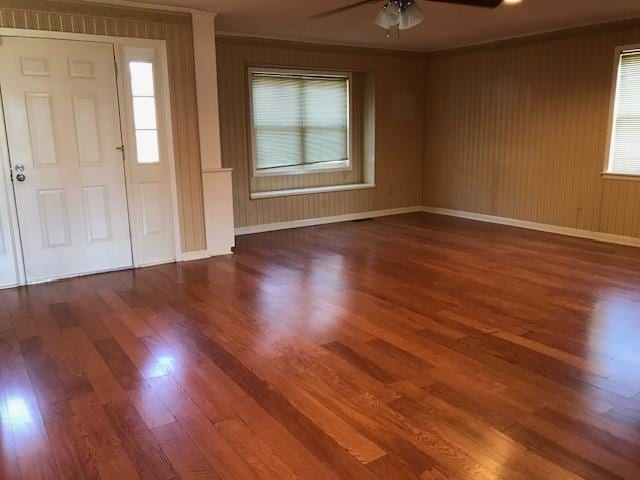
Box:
607, 49, 640, 176
129, 61, 160, 164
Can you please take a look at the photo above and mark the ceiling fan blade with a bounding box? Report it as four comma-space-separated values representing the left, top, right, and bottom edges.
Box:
426, 0, 503, 8
310, 0, 381, 19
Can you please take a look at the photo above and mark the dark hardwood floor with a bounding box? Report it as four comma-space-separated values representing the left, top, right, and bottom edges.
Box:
1, 212, 639, 479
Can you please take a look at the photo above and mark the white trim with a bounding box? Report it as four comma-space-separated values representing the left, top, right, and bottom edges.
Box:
601, 172, 640, 181
83, 0, 217, 14
191, 14, 235, 258
192, 12, 224, 171
422, 206, 640, 248
603, 44, 640, 177
235, 206, 423, 235
0, 28, 164, 46
176, 249, 214, 262
251, 183, 375, 200
202, 168, 235, 256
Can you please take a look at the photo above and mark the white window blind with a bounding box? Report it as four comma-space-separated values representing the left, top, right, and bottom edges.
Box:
250, 71, 349, 172
608, 50, 640, 175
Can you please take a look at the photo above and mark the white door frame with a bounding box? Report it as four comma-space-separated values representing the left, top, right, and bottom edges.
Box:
0, 28, 183, 287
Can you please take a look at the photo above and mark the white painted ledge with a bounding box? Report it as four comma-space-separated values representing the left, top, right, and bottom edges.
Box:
601, 172, 640, 182
202, 168, 235, 256
250, 183, 376, 200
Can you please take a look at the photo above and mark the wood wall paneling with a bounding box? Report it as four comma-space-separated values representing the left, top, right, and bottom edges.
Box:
216, 36, 426, 228
423, 25, 640, 239
2, 2, 638, 242
0, 0, 206, 252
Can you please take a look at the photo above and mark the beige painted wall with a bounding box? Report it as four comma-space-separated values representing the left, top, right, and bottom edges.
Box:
0, 0, 206, 252
423, 21, 640, 239
216, 36, 425, 228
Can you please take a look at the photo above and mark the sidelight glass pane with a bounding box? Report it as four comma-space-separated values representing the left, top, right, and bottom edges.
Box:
135, 129, 160, 164
133, 97, 157, 130
129, 61, 155, 96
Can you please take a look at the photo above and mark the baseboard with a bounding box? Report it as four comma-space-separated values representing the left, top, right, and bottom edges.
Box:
177, 250, 211, 262
234, 206, 424, 235
423, 206, 640, 248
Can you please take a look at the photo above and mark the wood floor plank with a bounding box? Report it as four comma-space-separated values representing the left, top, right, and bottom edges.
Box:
152, 421, 220, 480
1, 213, 639, 479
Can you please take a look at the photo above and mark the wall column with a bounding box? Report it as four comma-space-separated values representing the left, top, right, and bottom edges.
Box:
191, 11, 235, 256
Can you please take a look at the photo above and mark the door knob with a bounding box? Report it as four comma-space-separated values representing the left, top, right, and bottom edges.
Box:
15, 173, 25, 182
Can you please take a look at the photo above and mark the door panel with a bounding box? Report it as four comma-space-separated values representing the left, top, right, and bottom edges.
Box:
0, 103, 19, 288
0, 37, 133, 283
121, 48, 176, 266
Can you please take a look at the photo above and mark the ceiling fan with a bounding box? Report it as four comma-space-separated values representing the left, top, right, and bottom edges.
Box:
311, 0, 507, 32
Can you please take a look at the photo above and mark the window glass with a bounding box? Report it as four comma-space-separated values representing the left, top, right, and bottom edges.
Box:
608, 50, 640, 175
251, 71, 349, 173
129, 61, 160, 164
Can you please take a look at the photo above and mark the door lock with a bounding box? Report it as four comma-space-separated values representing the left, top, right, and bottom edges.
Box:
14, 163, 24, 172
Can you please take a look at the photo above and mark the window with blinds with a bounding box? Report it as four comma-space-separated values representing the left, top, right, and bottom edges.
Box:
607, 49, 640, 176
249, 69, 350, 175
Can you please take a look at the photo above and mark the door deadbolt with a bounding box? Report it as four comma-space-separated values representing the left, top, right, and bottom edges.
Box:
15, 173, 25, 182
14, 164, 24, 172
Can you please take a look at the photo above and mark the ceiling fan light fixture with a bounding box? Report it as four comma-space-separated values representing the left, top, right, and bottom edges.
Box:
374, 2, 401, 29
398, 1, 424, 30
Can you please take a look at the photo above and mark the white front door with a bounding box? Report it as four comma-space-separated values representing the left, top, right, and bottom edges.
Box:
0, 37, 133, 283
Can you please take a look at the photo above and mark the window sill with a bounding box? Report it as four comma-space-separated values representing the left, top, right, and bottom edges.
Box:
250, 183, 375, 200
601, 172, 640, 181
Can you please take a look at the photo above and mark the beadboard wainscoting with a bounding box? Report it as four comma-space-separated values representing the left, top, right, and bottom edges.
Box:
216, 35, 426, 229
423, 20, 640, 241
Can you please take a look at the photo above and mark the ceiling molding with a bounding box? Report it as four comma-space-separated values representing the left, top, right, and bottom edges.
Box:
425, 15, 640, 57
82, 0, 216, 14
5, 0, 193, 24
215, 31, 429, 58
218, 15, 640, 60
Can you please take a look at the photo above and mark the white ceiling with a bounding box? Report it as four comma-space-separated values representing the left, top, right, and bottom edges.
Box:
140, 0, 640, 51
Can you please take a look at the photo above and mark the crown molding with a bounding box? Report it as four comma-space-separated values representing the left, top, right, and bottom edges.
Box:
215, 31, 428, 58
82, 0, 216, 15
425, 16, 640, 57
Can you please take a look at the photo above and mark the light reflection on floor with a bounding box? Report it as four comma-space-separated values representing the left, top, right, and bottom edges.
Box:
145, 354, 178, 378
2, 396, 34, 430
589, 289, 640, 386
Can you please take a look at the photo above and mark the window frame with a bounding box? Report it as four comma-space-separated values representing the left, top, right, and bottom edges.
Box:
247, 66, 353, 178
603, 44, 640, 181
